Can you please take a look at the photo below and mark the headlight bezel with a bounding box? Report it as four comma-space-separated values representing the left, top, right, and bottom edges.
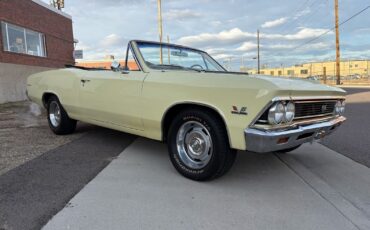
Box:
267, 101, 295, 125
340, 101, 345, 114
284, 101, 295, 123
335, 100, 345, 115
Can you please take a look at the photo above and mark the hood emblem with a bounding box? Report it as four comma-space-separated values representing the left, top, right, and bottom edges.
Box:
232, 106, 248, 115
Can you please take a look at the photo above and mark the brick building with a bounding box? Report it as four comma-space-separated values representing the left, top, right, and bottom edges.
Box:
0, 0, 74, 103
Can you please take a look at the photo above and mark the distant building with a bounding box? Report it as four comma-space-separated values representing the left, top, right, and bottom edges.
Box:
242, 60, 370, 79
76, 59, 139, 71
0, 0, 74, 103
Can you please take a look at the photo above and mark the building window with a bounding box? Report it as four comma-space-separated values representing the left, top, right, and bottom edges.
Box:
1, 22, 46, 57
278, 70, 282, 75
301, 69, 308, 74
287, 70, 294, 75
270, 71, 274, 76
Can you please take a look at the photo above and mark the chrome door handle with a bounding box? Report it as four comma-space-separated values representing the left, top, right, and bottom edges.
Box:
81, 79, 90, 86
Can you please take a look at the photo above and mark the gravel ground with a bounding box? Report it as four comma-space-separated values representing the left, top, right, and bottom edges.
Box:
0, 101, 93, 176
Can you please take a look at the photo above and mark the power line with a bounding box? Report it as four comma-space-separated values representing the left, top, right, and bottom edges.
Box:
279, 0, 325, 34
277, 0, 313, 33
292, 5, 370, 51
285, 0, 329, 33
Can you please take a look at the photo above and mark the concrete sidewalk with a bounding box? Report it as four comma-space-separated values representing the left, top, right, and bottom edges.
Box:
43, 139, 370, 230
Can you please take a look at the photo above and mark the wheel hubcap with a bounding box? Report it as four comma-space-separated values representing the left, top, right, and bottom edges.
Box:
176, 121, 213, 169
49, 101, 61, 127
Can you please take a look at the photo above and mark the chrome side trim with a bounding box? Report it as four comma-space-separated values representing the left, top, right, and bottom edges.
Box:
245, 116, 346, 153
294, 99, 339, 103
272, 95, 345, 102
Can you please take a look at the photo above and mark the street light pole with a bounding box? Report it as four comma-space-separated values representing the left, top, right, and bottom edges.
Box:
167, 35, 170, 64
335, 0, 341, 85
157, 0, 163, 64
257, 29, 260, 74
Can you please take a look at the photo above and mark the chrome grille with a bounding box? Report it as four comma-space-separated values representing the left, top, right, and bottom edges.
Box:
294, 101, 336, 120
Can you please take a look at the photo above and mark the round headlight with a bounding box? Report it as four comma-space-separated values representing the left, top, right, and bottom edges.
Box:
335, 101, 341, 115
285, 102, 295, 123
268, 102, 285, 125
340, 101, 345, 114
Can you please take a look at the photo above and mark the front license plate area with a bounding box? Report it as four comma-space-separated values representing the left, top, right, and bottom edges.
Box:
314, 129, 327, 140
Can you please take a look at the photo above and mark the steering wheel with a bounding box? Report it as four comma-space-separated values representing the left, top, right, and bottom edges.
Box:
190, 64, 204, 70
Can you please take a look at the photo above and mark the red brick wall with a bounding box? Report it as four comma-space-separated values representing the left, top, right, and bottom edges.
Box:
0, 0, 74, 68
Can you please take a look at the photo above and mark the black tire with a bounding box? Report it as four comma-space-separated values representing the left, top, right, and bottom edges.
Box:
275, 144, 302, 154
47, 95, 77, 135
167, 109, 236, 181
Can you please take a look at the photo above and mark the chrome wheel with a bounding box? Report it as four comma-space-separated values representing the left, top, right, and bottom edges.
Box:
49, 101, 61, 127
176, 121, 213, 169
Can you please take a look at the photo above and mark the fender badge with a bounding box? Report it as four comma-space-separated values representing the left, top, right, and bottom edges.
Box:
231, 106, 248, 115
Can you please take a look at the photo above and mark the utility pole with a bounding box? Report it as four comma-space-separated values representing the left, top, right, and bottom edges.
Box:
257, 30, 260, 74
335, 0, 341, 85
157, 0, 163, 64
241, 56, 244, 71
167, 35, 170, 64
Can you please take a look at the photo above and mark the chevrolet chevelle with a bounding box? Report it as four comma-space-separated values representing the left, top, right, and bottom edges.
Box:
27, 40, 346, 181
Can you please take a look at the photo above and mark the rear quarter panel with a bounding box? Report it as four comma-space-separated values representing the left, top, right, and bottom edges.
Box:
27, 69, 81, 118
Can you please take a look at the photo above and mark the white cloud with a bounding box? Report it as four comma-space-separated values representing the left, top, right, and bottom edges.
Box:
206, 48, 227, 55
177, 28, 255, 46
212, 53, 235, 60
236, 42, 257, 52
267, 44, 294, 49
178, 27, 333, 48
262, 28, 332, 40
294, 7, 311, 19
261, 17, 288, 28
75, 41, 92, 51
284, 28, 332, 40
99, 34, 125, 48
163, 9, 201, 20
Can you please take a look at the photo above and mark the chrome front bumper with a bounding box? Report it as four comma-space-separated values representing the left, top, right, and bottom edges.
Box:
244, 116, 346, 153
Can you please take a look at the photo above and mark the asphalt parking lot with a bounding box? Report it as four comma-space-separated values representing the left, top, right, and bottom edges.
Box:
322, 87, 370, 167
0, 87, 370, 230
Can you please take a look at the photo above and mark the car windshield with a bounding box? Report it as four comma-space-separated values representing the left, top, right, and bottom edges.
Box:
136, 41, 226, 72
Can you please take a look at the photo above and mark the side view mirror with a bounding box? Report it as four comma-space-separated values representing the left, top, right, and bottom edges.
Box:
111, 61, 121, 72
119, 65, 130, 75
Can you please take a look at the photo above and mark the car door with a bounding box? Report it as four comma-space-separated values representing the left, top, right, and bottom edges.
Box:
78, 69, 147, 131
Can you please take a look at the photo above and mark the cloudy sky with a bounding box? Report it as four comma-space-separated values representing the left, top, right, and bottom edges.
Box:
43, 0, 370, 70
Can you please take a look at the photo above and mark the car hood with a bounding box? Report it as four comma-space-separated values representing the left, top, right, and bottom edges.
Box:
253, 75, 341, 91
198, 72, 346, 97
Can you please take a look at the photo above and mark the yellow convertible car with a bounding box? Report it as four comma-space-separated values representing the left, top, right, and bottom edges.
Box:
27, 40, 346, 181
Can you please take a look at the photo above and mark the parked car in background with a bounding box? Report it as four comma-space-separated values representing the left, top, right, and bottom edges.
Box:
306, 76, 320, 81
26, 40, 347, 181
